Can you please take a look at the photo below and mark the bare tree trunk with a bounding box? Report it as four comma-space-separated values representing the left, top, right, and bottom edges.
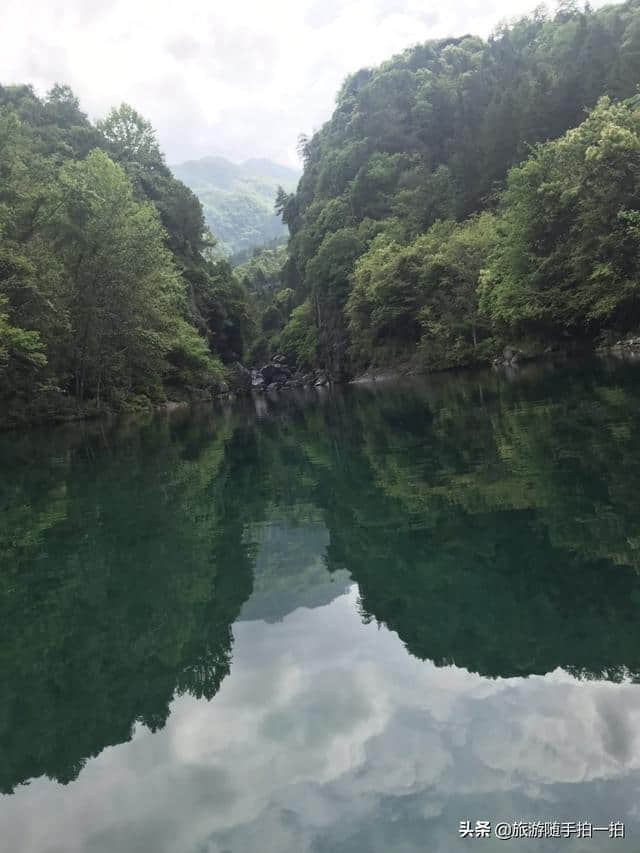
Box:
96, 365, 102, 409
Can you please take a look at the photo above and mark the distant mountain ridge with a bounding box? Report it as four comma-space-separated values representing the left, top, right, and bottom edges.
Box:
172, 155, 300, 257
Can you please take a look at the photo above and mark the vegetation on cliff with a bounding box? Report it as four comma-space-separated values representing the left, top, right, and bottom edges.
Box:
269, 0, 640, 375
0, 87, 252, 425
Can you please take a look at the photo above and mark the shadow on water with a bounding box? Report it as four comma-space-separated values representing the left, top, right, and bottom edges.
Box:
2, 356, 640, 792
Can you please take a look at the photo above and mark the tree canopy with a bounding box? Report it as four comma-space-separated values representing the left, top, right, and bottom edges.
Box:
269, 0, 640, 375
0, 85, 252, 425
5, 0, 640, 422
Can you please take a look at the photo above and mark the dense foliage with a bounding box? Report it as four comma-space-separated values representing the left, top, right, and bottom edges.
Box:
273, 0, 640, 375
0, 86, 252, 425
172, 156, 299, 257
234, 243, 295, 364
6, 0, 640, 423
480, 97, 640, 341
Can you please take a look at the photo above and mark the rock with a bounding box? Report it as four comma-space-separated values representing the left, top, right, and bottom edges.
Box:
164, 400, 188, 412
610, 336, 640, 350
314, 372, 329, 387
266, 382, 279, 392
262, 363, 290, 385
272, 354, 287, 364
251, 374, 265, 390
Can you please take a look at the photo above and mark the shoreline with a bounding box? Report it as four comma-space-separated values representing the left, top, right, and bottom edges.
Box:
3, 343, 640, 432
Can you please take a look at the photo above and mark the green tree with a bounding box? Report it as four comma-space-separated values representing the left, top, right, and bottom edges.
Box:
480, 98, 640, 342
348, 213, 497, 368
418, 212, 498, 365
0, 86, 252, 424
44, 149, 185, 404
305, 227, 366, 375
97, 103, 165, 172
279, 0, 640, 374
0, 294, 46, 374
278, 299, 318, 368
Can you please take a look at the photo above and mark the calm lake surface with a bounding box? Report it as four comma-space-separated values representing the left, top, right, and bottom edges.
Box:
3, 358, 640, 852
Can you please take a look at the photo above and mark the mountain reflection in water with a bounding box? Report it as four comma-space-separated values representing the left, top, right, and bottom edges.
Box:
2, 358, 640, 852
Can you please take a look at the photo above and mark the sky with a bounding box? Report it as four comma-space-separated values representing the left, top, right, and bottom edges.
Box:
1, 0, 603, 167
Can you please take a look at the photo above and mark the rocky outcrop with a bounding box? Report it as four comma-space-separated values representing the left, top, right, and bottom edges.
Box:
251, 369, 265, 390
607, 336, 640, 361
244, 357, 329, 393
611, 336, 640, 351
261, 363, 291, 385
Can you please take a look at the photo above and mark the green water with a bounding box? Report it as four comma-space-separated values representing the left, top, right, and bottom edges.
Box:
2, 358, 640, 852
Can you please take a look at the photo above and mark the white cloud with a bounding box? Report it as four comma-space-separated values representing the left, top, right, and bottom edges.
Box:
1, 0, 608, 166
3, 587, 640, 853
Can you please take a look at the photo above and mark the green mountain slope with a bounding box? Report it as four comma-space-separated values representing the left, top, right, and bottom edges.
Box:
172, 155, 300, 256
272, 0, 640, 376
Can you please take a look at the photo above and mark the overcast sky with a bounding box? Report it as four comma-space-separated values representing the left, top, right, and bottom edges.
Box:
2, 0, 602, 167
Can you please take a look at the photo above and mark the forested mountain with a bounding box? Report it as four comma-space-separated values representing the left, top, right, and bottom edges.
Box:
4, 0, 640, 426
267, 0, 640, 376
0, 86, 253, 426
172, 156, 299, 257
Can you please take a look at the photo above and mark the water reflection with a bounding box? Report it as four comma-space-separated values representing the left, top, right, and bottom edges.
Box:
2, 357, 640, 850
0, 411, 255, 793
2, 590, 639, 852
239, 512, 351, 622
